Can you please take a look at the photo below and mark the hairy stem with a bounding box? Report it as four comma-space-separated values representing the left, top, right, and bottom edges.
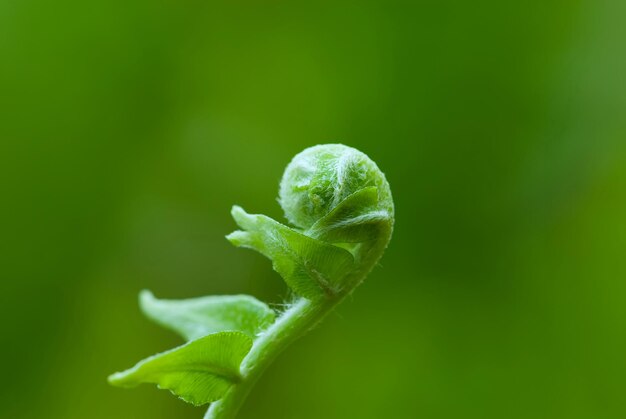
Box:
204, 297, 339, 419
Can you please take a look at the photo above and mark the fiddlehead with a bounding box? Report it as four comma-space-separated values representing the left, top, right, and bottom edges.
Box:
108, 144, 394, 418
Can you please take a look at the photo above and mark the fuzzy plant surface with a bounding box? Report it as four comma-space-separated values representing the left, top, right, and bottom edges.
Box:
108, 144, 395, 419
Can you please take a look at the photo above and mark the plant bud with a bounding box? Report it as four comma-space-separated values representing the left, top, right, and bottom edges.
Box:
279, 144, 393, 230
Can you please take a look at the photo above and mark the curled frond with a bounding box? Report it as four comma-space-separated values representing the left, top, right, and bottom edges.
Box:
232, 144, 394, 297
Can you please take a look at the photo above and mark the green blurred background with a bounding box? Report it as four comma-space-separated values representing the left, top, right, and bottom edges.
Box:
1, 0, 625, 418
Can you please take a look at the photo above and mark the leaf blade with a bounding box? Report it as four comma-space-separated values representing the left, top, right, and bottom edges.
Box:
140, 291, 275, 341
108, 331, 252, 406
227, 206, 354, 299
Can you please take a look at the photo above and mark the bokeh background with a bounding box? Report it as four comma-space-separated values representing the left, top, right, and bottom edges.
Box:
1, 0, 625, 418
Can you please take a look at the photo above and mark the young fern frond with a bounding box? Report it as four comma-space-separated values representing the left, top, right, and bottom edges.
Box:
108, 144, 395, 418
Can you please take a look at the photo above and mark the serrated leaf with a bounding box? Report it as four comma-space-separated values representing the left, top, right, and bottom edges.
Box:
227, 206, 354, 299
108, 331, 252, 406
140, 291, 275, 341
307, 187, 392, 243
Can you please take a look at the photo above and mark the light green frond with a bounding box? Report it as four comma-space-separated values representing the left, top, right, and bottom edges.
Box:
108, 331, 252, 406
140, 291, 275, 341
227, 206, 354, 299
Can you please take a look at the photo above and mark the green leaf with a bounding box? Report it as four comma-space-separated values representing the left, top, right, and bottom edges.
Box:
307, 187, 392, 243
227, 206, 354, 299
108, 331, 252, 406
140, 291, 275, 341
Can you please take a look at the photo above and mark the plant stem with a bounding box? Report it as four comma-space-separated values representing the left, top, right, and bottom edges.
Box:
204, 296, 339, 419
